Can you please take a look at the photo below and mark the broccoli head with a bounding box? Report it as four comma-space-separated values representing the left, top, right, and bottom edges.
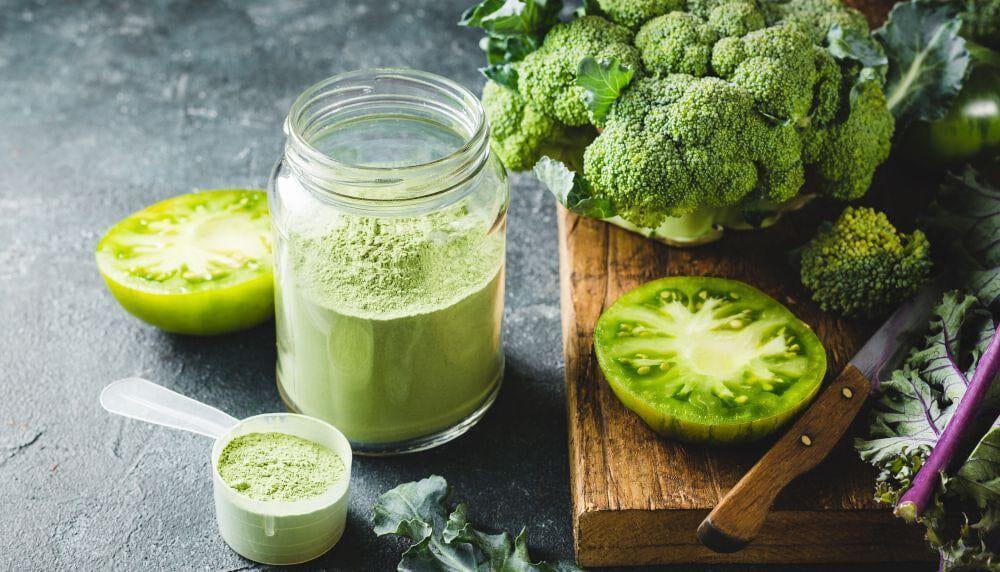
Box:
518, 16, 640, 126
764, 0, 869, 43
635, 13, 718, 76
583, 75, 804, 228
481, 80, 574, 172
596, 0, 684, 30
800, 207, 932, 318
801, 78, 895, 200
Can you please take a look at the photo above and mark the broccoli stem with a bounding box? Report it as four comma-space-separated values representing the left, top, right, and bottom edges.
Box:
894, 321, 1000, 521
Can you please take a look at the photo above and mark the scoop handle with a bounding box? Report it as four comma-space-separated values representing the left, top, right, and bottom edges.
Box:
100, 377, 239, 440
697, 364, 872, 552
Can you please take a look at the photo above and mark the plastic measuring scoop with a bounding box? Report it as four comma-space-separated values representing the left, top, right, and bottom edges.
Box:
100, 378, 352, 565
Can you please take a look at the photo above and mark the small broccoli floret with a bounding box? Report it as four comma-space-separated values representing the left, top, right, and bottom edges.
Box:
518, 16, 640, 126
481, 81, 574, 172
635, 13, 718, 76
765, 0, 869, 43
801, 78, 894, 200
800, 207, 932, 318
583, 75, 804, 228
596, 0, 685, 29
711, 24, 826, 122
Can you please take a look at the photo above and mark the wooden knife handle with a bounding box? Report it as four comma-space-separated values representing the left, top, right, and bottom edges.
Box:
697, 364, 872, 553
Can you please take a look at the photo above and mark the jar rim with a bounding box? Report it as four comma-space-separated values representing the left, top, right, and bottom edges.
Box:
282, 68, 491, 205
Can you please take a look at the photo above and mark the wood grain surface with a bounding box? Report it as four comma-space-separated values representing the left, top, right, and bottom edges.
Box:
556, 206, 934, 566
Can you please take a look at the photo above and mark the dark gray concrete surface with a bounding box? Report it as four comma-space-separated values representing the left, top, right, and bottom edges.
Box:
0, 1, 929, 570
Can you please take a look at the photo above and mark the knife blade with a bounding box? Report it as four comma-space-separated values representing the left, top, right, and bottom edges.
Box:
697, 280, 946, 554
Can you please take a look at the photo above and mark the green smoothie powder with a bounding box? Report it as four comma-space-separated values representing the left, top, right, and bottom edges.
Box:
275, 206, 505, 447
217, 432, 346, 502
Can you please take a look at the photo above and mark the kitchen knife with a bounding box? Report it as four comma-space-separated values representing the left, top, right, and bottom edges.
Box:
696, 281, 945, 553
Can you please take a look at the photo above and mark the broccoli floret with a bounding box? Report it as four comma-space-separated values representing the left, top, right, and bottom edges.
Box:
764, 0, 869, 43
635, 13, 718, 76
705, 0, 766, 36
481, 81, 574, 172
801, 78, 894, 200
596, 0, 685, 29
800, 207, 932, 318
583, 75, 804, 228
711, 24, 833, 123
962, 0, 1000, 48
518, 16, 640, 126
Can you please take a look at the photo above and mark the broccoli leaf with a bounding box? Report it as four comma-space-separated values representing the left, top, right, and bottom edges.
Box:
534, 156, 616, 219
827, 23, 888, 72
575, 57, 635, 124
460, 0, 562, 38
874, 0, 970, 128
373, 476, 582, 572
483, 63, 520, 91
372, 475, 450, 542
481, 35, 541, 65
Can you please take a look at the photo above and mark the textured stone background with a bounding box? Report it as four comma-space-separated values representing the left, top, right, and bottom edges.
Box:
0, 1, 922, 570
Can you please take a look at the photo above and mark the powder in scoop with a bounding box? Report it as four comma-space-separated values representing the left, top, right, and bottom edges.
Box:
217, 432, 345, 502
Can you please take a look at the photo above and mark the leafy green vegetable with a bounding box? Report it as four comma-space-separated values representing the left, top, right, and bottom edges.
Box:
875, 0, 971, 128
826, 23, 887, 72
924, 166, 1000, 310
460, 0, 563, 75
856, 167, 1000, 571
460, 0, 562, 43
373, 476, 582, 572
534, 156, 616, 219
575, 57, 635, 123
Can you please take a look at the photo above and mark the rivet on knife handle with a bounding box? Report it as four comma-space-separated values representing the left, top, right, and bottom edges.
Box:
697, 364, 872, 553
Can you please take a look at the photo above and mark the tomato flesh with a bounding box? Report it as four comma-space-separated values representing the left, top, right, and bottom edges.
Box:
594, 277, 827, 444
95, 189, 273, 335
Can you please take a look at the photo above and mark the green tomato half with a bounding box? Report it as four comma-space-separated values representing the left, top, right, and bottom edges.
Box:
594, 277, 827, 445
95, 189, 273, 336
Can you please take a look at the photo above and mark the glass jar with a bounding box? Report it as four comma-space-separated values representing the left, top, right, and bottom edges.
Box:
268, 69, 508, 455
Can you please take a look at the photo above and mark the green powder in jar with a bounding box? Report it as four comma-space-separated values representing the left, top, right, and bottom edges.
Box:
216, 432, 345, 502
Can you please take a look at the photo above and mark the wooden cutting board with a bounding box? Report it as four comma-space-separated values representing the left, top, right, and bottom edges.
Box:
556, 206, 934, 566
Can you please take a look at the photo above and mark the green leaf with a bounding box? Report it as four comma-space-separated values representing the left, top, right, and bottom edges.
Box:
482, 64, 520, 91
874, 0, 970, 127
481, 35, 540, 65
460, 0, 562, 39
924, 166, 1000, 311
533, 156, 616, 219
398, 535, 481, 572
372, 475, 450, 542
826, 23, 888, 72
575, 57, 635, 124
373, 476, 581, 571
856, 292, 994, 496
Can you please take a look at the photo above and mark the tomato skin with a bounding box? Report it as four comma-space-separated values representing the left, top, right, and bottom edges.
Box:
95, 189, 273, 336
593, 277, 827, 445
99, 271, 273, 336
898, 43, 1000, 166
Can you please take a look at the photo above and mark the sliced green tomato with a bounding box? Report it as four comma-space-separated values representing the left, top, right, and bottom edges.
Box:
95, 189, 273, 335
594, 277, 827, 445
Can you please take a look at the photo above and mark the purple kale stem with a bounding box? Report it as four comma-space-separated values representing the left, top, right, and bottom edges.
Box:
895, 321, 1000, 521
